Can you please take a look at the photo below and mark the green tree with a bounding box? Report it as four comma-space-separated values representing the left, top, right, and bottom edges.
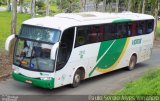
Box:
127, 0, 132, 11
142, 0, 146, 13
94, 0, 102, 11
153, 0, 160, 40
11, 0, 17, 35
107, 0, 113, 12
7, 0, 11, 11
56, 0, 81, 13
46, 0, 50, 16
115, 0, 119, 12
0, 0, 7, 5
103, 0, 106, 12
81, 0, 87, 11
31, 0, 36, 18
19, 0, 24, 13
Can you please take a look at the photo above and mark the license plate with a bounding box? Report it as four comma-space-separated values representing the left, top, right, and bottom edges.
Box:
25, 80, 32, 84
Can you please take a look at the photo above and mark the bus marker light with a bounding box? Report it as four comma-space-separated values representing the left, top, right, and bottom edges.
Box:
20, 61, 28, 65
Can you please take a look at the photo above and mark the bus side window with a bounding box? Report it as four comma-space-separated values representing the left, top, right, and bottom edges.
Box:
131, 22, 137, 36
127, 22, 132, 37
146, 20, 154, 34
117, 23, 128, 38
142, 21, 147, 34
75, 27, 88, 47
137, 21, 143, 35
56, 27, 75, 71
110, 24, 117, 39
104, 24, 117, 40
88, 26, 98, 43
99, 25, 104, 41
89, 25, 105, 42
104, 24, 110, 40
123, 23, 128, 38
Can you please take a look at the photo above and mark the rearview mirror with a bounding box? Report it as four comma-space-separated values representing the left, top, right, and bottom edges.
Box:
5, 34, 17, 55
50, 42, 59, 60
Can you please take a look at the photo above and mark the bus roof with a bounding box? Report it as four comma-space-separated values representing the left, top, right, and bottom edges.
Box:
23, 12, 154, 31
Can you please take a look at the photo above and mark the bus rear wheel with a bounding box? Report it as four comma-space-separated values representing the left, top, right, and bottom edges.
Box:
127, 55, 137, 70
71, 69, 81, 88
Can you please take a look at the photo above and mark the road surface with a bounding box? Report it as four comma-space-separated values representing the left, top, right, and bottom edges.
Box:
0, 47, 159, 100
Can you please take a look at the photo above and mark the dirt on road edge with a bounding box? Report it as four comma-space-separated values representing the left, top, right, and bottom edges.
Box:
0, 51, 12, 81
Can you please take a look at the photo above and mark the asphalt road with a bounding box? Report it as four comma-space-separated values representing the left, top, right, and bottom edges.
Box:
0, 47, 159, 100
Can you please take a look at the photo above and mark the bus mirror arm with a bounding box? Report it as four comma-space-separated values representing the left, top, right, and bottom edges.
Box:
15, 35, 18, 38
50, 42, 59, 60
5, 34, 17, 54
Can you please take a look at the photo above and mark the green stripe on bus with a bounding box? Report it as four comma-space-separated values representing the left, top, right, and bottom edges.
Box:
96, 38, 127, 69
113, 19, 131, 23
89, 38, 127, 77
12, 72, 54, 89
96, 40, 114, 61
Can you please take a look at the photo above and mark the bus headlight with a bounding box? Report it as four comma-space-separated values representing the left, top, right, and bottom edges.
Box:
14, 70, 20, 74
13, 67, 20, 74
40, 77, 52, 80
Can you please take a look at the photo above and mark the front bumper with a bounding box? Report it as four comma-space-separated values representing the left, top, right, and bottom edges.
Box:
12, 72, 54, 89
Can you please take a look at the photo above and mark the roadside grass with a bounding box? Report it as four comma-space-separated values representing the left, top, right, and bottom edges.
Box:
156, 21, 160, 39
0, 12, 30, 49
116, 68, 160, 95
0, 5, 7, 7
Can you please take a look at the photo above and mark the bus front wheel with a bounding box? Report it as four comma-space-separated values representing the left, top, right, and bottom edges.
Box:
127, 55, 137, 70
71, 69, 81, 88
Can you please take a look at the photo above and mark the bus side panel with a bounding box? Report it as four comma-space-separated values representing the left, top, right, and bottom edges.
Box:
116, 32, 154, 70
138, 32, 154, 62
88, 38, 130, 77
54, 43, 100, 88
88, 32, 154, 77
54, 32, 154, 88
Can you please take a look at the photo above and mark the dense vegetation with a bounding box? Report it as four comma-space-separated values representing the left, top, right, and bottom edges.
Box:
116, 68, 160, 95
0, 12, 30, 49
0, 0, 160, 49
0, 11, 160, 49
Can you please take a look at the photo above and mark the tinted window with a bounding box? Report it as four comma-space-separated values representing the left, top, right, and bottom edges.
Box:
130, 22, 137, 36
146, 20, 154, 34
88, 25, 104, 43
129, 20, 154, 36
75, 19, 154, 47
56, 27, 75, 71
136, 20, 154, 35
117, 23, 128, 38
137, 21, 144, 35
104, 24, 117, 40
76, 25, 105, 47
127, 22, 132, 37
20, 25, 60, 44
88, 26, 98, 43
75, 26, 89, 47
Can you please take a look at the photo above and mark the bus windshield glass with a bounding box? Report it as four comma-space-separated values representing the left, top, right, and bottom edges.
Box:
19, 25, 61, 44
14, 39, 55, 72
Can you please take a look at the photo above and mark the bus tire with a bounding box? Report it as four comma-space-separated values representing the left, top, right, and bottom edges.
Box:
127, 55, 137, 70
71, 69, 81, 88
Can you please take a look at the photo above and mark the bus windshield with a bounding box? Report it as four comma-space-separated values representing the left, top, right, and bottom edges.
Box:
19, 25, 61, 44
14, 39, 55, 72
13, 25, 61, 72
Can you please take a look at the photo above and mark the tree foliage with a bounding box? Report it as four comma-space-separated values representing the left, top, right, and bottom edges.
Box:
56, 0, 81, 13
36, 0, 45, 10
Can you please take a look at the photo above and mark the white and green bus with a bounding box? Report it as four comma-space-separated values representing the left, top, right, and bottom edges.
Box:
5, 12, 155, 89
